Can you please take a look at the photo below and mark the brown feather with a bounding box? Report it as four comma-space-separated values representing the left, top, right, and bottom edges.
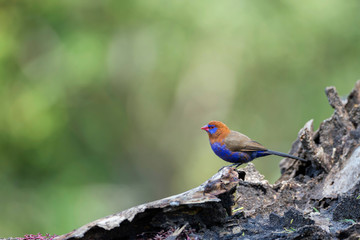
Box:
205, 121, 268, 152
224, 131, 268, 152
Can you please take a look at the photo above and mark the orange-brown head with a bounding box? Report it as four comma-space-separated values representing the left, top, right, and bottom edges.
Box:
201, 121, 231, 144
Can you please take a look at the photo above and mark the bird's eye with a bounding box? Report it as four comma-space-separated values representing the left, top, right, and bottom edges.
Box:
209, 126, 214, 129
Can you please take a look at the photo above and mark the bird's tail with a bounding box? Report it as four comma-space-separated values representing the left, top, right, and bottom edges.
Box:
266, 150, 307, 162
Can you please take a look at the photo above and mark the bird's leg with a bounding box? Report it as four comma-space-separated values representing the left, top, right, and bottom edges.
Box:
218, 163, 242, 172
230, 163, 242, 168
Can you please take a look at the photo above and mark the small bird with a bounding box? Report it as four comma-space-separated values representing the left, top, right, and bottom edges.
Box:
201, 121, 306, 167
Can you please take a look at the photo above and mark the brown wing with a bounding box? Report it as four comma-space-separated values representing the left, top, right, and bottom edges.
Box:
224, 131, 268, 152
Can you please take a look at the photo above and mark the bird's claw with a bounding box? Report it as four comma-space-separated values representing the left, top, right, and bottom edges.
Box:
230, 163, 242, 168
218, 163, 242, 172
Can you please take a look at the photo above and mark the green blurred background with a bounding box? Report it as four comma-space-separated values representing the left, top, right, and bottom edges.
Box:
1, 0, 360, 237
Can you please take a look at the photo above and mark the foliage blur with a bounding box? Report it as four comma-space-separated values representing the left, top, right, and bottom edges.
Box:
1, 0, 360, 237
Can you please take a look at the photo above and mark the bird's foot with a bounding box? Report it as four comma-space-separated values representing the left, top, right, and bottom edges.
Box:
218, 163, 242, 172
229, 163, 242, 168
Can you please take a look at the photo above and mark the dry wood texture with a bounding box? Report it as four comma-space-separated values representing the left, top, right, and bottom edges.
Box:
55, 81, 360, 240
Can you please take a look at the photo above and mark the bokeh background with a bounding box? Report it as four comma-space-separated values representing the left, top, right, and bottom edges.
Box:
1, 0, 360, 237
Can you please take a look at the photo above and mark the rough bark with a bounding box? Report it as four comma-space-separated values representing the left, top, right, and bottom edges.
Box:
55, 81, 360, 240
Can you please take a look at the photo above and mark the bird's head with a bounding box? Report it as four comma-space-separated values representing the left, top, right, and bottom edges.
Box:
201, 121, 230, 140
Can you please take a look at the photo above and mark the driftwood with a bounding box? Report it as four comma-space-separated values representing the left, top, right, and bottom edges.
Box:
55, 81, 360, 240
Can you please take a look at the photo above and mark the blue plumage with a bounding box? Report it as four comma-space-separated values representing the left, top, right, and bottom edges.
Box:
210, 142, 269, 163
201, 120, 306, 167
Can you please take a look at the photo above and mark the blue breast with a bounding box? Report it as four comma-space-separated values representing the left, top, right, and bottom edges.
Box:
210, 142, 268, 163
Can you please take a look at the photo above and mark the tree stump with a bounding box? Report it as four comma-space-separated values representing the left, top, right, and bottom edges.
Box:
55, 81, 360, 240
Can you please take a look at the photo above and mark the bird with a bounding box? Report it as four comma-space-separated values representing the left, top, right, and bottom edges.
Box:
201, 120, 306, 167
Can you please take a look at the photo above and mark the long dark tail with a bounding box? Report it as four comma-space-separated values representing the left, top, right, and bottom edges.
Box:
266, 150, 307, 162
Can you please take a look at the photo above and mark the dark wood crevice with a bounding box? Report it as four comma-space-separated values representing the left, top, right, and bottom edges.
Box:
55, 81, 360, 240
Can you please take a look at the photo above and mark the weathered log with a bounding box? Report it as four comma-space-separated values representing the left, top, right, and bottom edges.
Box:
55, 81, 360, 240
55, 167, 243, 239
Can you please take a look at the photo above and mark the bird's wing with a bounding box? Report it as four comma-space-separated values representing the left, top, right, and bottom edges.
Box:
224, 131, 268, 152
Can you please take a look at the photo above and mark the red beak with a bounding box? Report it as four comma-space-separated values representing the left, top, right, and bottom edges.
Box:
201, 125, 209, 131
